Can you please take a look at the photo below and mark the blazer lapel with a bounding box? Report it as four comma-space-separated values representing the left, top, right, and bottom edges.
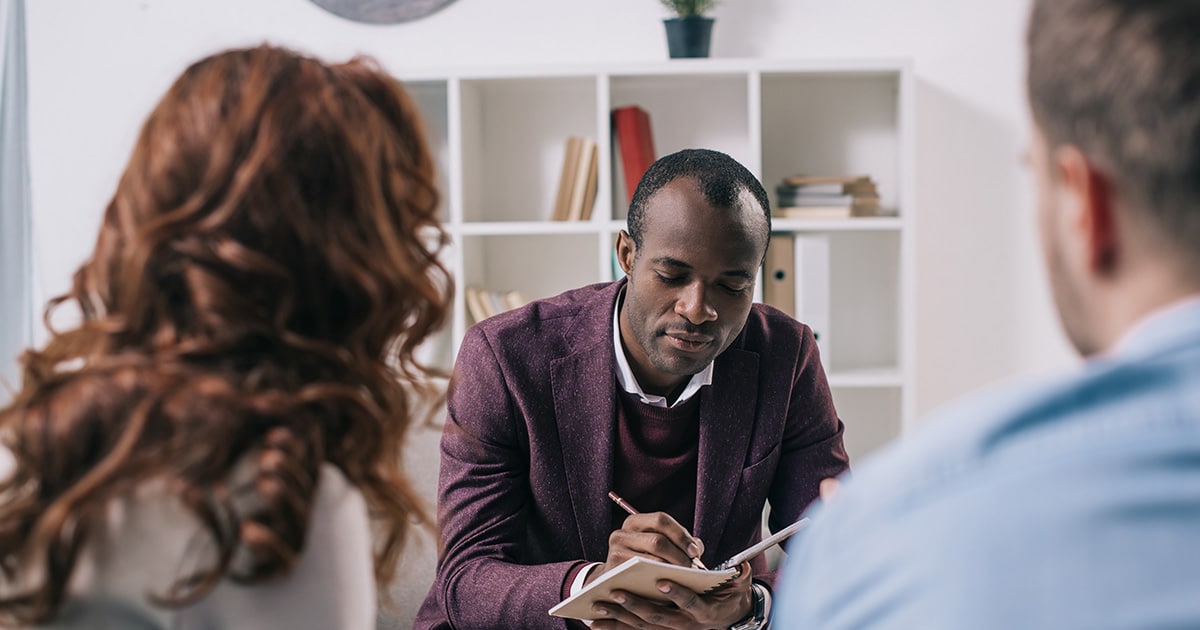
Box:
693, 348, 759, 561
551, 284, 622, 561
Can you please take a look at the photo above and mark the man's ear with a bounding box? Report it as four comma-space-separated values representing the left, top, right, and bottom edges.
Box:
615, 230, 636, 275
1054, 145, 1118, 273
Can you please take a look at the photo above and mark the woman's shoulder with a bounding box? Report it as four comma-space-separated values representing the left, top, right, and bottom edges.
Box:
183, 462, 376, 628
312, 462, 367, 516
9, 459, 373, 629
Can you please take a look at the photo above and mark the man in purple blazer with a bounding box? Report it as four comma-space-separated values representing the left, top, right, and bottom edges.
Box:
415, 149, 849, 629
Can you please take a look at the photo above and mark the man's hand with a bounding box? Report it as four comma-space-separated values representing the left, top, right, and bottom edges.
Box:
820, 477, 841, 502
589, 512, 705, 582
589, 561, 753, 630
585, 512, 753, 629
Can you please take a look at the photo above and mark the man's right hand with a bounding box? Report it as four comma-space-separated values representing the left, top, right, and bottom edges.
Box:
586, 512, 759, 629
588, 511, 704, 585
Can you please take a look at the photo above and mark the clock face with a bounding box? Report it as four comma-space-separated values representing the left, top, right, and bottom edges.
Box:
309, 0, 459, 24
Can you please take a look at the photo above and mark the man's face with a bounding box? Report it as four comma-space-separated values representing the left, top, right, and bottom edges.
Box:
616, 177, 768, 396
1030, 125, 1097, 356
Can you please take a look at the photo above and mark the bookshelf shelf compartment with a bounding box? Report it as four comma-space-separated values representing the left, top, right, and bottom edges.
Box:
761, 73, 904, 219
609, 73, 752, 218
826, 230, 902, 372
459, 77, 601, 224
461, 233, 601, 309
398, 58, 915, 458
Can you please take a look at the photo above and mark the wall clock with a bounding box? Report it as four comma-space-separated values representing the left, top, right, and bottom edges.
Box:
308, 0, 460, 24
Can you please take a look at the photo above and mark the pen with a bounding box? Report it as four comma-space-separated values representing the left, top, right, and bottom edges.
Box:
714, 517, 810, 571
608, 491, 708, 570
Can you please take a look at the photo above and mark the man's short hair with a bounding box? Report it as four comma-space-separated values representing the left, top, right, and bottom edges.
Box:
626, 148, 771, 248
1027, 0, 1200, 263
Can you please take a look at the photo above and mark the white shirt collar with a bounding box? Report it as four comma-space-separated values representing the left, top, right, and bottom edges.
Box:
612, 288, 713, 408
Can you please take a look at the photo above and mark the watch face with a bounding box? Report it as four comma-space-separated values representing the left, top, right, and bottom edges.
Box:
308, 0, 459, 24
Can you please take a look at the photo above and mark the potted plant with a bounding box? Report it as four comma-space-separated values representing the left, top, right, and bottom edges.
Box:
660, 0, 717, 58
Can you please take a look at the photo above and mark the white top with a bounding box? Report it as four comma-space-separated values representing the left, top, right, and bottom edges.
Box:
0, 452, 375, 629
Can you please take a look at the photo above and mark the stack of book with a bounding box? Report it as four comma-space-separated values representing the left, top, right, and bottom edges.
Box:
551, 136, 599, 221
774, 175, 880, 219
465, 286, 529, 325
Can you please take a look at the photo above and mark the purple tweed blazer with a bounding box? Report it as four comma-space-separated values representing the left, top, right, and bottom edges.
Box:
415, 279, 848, 629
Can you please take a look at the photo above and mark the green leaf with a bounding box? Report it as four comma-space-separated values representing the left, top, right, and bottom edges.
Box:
659, 0, 718, 17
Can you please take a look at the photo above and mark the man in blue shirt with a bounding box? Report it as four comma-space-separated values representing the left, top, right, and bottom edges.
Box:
776, 0, 1200, 627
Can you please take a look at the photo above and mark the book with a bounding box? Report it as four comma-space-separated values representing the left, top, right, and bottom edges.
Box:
778, 180, 878, 196
782, 174, 872, 188
486, 291, 509, 318
501, 289, 528, 311
776, 174, 881, 218
775, 205, 854, 219
464, 286, 492, 324
775, 196, 880, 219
579, 140, 600, 221
548, 556, 738, 621
465, 286, 530, 324
612, 105, 656, 206
762, 235, 796, 318
567, 138, 598, 221
776, 181, 877, 197
551, 137, 583, 221
776, 193, 855, 207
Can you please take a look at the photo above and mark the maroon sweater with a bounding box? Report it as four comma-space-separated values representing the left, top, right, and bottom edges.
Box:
610, 390, 702, 533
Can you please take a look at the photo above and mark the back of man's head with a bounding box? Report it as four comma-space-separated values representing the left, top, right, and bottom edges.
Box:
1028, 0, 1200, 273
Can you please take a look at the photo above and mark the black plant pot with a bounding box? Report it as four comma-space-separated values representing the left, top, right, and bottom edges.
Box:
663, 16, 714, 58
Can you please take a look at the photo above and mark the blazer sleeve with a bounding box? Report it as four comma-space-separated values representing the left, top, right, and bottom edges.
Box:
419, 325, 581, 629
762, 324, 850, 586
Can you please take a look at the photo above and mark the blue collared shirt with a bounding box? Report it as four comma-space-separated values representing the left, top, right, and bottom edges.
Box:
775, 296, 1200, 629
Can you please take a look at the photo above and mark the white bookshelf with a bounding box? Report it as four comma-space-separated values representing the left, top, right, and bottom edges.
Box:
395, 58, 916, 461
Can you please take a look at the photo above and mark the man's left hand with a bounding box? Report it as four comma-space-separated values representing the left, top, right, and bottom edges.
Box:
589, 561, 753, 629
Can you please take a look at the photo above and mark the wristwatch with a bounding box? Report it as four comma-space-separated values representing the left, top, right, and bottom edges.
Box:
729, 583, 768, 630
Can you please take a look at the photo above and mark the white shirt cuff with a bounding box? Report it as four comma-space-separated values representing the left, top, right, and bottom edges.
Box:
571, 562, 604, 596
570, 562, 604, 627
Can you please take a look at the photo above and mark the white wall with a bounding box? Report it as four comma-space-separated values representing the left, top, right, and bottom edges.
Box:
24, 0, 1076, 413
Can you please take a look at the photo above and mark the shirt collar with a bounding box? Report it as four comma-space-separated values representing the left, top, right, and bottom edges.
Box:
1107, 293, 1200, 359
612, 288, 713, 409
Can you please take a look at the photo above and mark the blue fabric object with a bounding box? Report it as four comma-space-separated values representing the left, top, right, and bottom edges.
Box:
0, 0, 31, 398
775, 298, 1200, 629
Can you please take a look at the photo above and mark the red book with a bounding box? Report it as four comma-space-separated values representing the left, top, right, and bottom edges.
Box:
612, 106, 656, 206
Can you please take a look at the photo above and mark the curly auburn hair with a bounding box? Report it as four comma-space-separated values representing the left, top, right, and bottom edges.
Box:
0, 44, 450, 623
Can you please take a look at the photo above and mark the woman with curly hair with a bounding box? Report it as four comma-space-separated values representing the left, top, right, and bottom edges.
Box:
0, 44, 450, 628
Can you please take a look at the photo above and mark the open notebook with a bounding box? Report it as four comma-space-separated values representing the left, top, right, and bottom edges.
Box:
548, 517, 809, 621
548, 556, 738, 621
